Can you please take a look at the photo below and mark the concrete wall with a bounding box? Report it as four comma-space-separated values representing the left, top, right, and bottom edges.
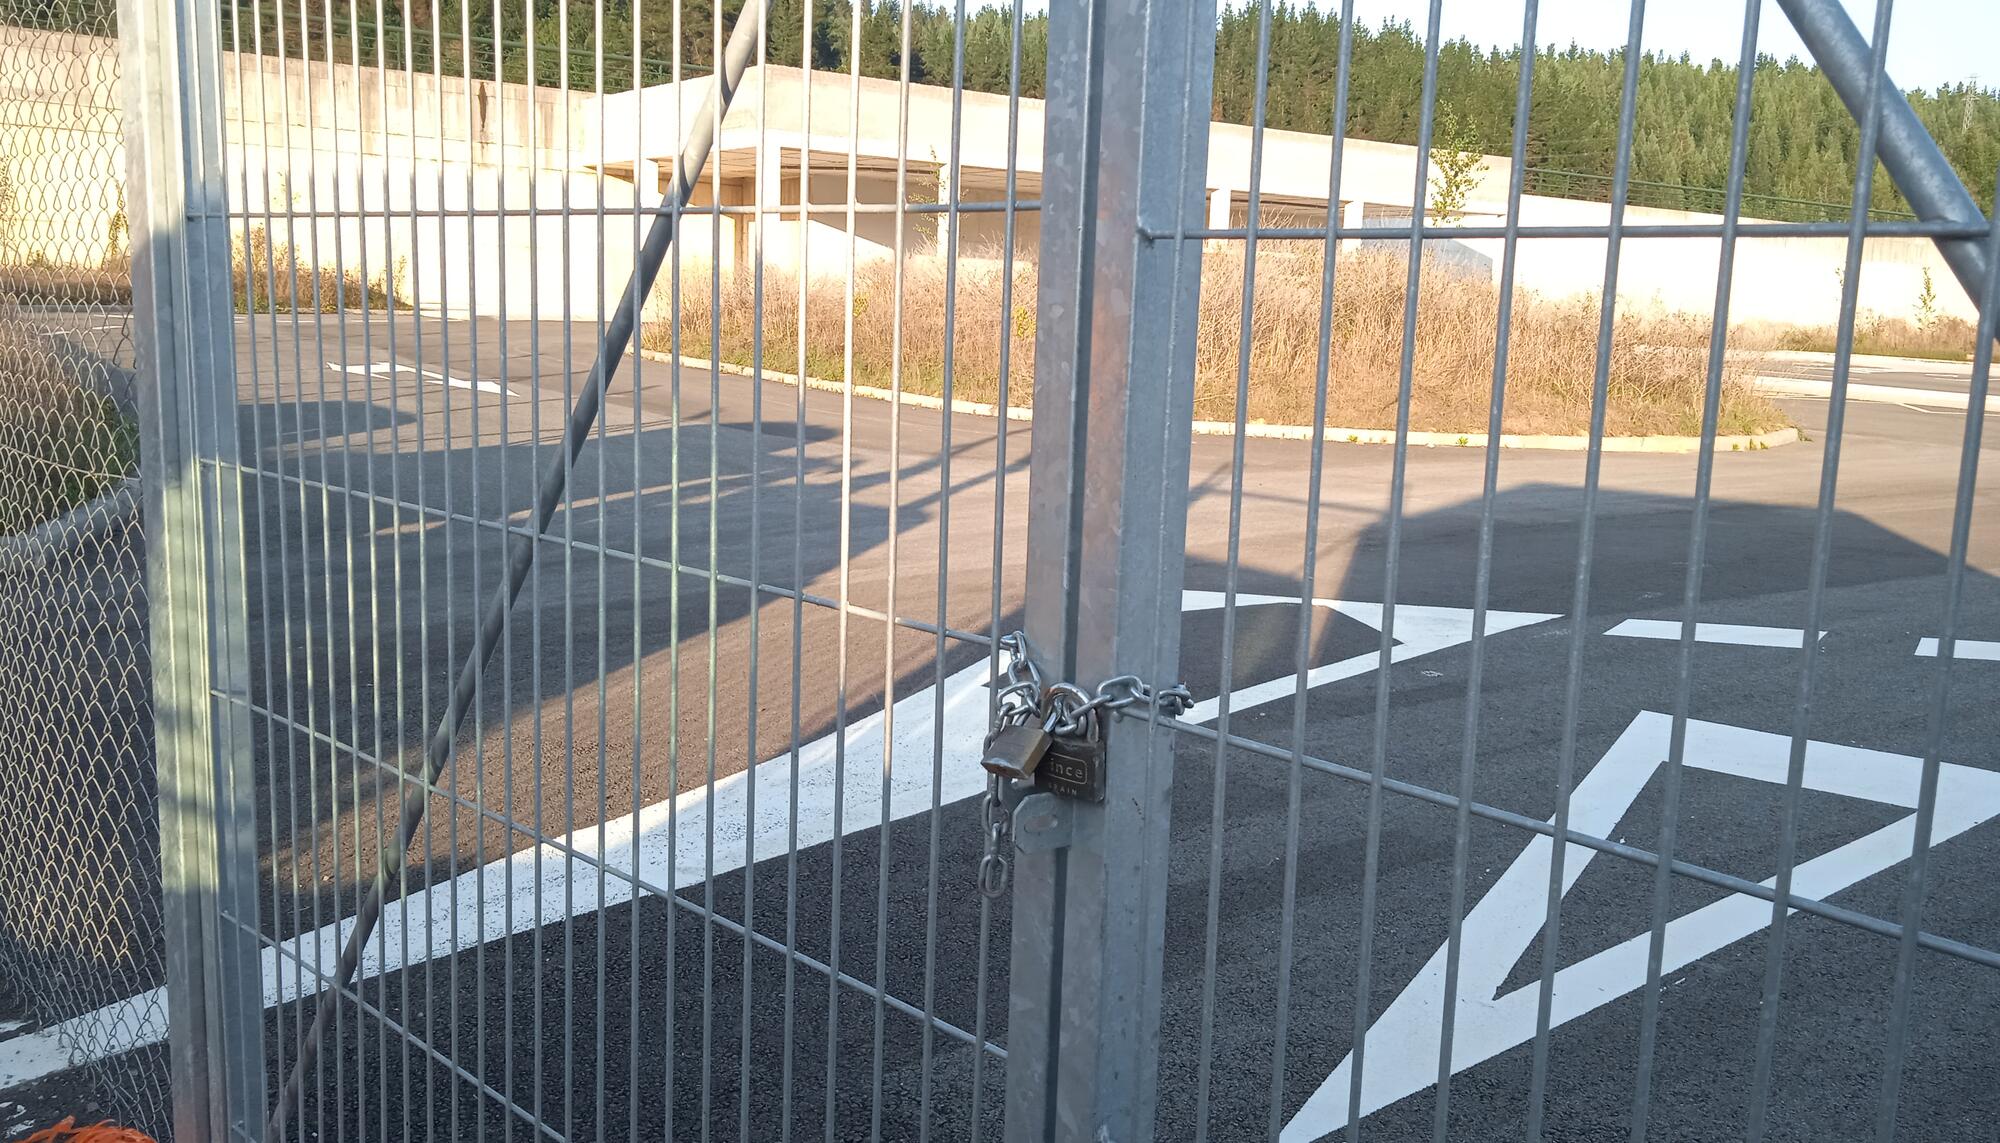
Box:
2, 35, 1977, 330
0, 26, 125, 272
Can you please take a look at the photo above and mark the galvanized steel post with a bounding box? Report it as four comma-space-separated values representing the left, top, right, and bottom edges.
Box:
118, 0, 266, 1135
1008, 0, 1215, 1137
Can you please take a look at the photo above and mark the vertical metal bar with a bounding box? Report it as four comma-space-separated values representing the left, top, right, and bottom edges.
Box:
920, 2, 972, 1135
627, 5, 650, 1141
970, 3, 1027, 1131
398, 4, 428, 1132
591, 1, 612, 1135
1194, 0, 1274, 1131
1268, 0, 1357, 1135
522, 0, 546, 1133
873, 6, 918, 1137
458, 5, 493, 1136
119, 0, 265, 1134
1346, 3, 1446, 1132
781, 12, 814, 1135
345, 5, 393, 1138
739, 11, 771, 1140
826, 6, 866, 1135
1524, 4, 1649, 1138
1745, 4, 1897, 1137
702, 4, 726, 1136
1627, 3, 1763, 1137
1430, 5, 1538, 1139
226, 6, 295, 1138
1872, 171, 2000, 1143
1008, 0, 1215, 1136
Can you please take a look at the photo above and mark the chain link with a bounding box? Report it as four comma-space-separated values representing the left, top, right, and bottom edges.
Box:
977, 633, 1193, 898
977, 773, 1013, 899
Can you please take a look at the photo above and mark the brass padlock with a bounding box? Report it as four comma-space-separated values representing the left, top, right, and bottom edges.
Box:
981, 721, 1053, 781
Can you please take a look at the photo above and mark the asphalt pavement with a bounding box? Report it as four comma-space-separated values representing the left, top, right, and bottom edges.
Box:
6, 311, 1998, 1141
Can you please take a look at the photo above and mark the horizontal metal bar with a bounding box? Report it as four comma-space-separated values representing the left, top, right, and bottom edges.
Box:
228, 769, 1005, 1063
1148, 713, 2000, 971
237, 924, 570, 1142
215, 690, 550, 854
224, 459, 996, 649
1148, 219, 1993, 242
659, 887, 1007, 1063
206, 199, 1043, 222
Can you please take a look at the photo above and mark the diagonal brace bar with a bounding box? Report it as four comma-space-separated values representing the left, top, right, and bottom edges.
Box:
1777, 0, 1991, 305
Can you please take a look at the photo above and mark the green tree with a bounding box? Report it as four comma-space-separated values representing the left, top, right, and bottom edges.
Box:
1425, 104, 1481, 221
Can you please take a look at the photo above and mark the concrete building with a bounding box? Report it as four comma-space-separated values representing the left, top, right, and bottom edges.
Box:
2, 27, 1977, 328
601, 66, 1975, 328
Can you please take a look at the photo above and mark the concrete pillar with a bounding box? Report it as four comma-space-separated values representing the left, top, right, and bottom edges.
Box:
755, 145, 783, 268
1207, 184, 1232, 231
1340, 198, 1365, 252
634, 157, 661, 206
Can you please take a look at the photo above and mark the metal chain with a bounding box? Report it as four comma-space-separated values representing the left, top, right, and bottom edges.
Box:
977, 633, 1193, 899
977, 773, 1013, 899
978, 631, 1038, 899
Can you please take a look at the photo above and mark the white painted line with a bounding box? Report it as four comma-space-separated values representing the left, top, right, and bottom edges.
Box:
0, 1022, 24, 1038
0, 995, 156, 1093
1754, 376, 1977, 410
1914, 637, 2000, 661
2, 656, 1001, 1090
11, 590, 1549, 1093
329, 360, 516, 397
1179, 593, 1559, 723
1281, 712, 2000, 1142
1605, 619, 1821, 648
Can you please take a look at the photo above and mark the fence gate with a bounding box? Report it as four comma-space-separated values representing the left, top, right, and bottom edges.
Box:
1, 0, 1994, 1137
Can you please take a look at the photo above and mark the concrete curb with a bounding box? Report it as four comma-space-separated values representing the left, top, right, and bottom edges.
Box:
645, 350, 1799, 453
0, 475, 140, 566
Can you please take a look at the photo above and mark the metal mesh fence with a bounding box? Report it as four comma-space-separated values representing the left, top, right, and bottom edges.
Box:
10, 0, 2000, 1139
0, 8, 166, 1138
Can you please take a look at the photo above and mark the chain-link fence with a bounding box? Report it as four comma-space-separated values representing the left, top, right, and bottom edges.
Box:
0, 7, 164, 1139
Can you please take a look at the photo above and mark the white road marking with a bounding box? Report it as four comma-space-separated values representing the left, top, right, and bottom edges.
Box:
1753, 376, 1981, 410
1606, 619, 1822, 648
1179, 592, 1560, 723
1280, 711, 2000, 1143
1914, 637, 2000, 661
0, 995, 155, 1094
328, 359, 516, 397
0, 655, 1000, 1091
0, 591, 1545, 1091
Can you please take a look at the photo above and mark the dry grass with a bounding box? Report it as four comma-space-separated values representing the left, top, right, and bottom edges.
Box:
1748, 313, 1980, 363
232, 225, 402, 314
648, 245, 1784, 437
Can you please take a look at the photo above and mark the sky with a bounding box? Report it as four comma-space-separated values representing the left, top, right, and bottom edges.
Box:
1345, 0, 1997, 91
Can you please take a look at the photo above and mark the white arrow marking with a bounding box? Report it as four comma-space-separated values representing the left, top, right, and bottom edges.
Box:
1280, 711, 2000, 1143
1179, 593, 1560, 723
6, 590, 1552, 1091
329, 359, 516, 397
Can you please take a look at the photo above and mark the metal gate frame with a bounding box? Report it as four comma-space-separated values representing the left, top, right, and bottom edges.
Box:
112, 0, 1999, 1138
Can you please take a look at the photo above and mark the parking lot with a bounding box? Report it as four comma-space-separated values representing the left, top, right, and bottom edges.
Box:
4, 310, 1996, 1140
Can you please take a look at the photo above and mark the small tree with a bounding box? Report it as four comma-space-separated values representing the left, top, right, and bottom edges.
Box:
1426, 105, 1482, 223
1915, 265, 1939, 329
